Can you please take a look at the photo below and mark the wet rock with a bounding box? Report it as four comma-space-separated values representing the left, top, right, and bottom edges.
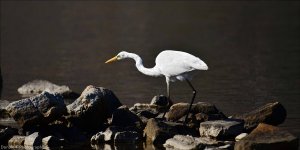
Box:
17, 80, 79, 99
0, 100, 10, 119
164, 135, 203, 150
232, 102, 286, 130
42, 136, 63, 148
130, 103, 161, 124
150, 95, 172, 107
8, 135, 26, 148
206, 143, 233, 150
67, 85, 122, 130
143, 118, 198, 145
5, 91, 67, 127
24, 132, 42, 147
164, 135, 227, 150
235, 133, 248, 142
114, 142, 144, 150
114, 131, 141, 143
91, 143, 112, 150
166, 102, 225, 122
130, 103, 160, 117
103, 126, 124, 142
197, 137, 226, 146
92, 126, 141, 143
199, 119, 244, 140
47, 124, 87, 143
0, 127, 18, 145
234, 123, 299, 150
111, 105, 143, 130
0, 108, 10, 119
91, 132, 105, 144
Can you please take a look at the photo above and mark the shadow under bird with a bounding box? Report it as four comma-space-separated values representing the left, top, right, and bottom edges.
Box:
105, 50, 208, 124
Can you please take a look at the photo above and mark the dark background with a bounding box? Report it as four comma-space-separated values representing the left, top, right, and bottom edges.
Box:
1, 1, 300, 137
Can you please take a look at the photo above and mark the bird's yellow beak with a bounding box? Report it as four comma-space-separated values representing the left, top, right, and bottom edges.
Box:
105, 56, 118, 63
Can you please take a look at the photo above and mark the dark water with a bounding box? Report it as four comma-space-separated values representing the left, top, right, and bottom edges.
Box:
1, 0, 299, 143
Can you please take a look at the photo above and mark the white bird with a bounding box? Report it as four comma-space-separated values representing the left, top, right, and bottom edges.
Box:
105, 50, 208, 124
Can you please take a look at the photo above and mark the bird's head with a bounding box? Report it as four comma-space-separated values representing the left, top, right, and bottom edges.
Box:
105, 51, 129, 63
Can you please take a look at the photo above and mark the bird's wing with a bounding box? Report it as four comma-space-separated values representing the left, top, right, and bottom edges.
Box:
155, 50, 203, 77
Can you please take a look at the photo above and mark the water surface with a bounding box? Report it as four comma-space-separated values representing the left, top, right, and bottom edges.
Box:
1, 1, 299, 141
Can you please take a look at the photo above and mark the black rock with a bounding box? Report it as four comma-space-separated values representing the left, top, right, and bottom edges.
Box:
6, 91, 67, 127
111, 105, 144, 130
150, 95, 172, 107
67, 85, 122, 131
24, 132, 42, 147
0, 127, 18, 145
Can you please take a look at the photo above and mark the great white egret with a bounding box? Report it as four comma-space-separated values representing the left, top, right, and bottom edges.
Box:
105, 50, 208, 124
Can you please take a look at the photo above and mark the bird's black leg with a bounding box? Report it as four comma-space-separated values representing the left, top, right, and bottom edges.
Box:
184, 79, 196, 125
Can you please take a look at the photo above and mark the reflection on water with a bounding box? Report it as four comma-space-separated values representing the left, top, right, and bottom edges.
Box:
1, 0, 299, 141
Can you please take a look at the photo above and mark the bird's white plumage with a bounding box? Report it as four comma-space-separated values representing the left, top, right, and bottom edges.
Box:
154, 50, 208, 81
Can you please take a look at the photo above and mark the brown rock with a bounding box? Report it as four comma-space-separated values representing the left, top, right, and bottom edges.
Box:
199, 119, 244, 140
166, 102, 225, 122
232, 102, 286, 130
234, 123, 298, 150
143, 118, 197, 145
8, 135, 26, 148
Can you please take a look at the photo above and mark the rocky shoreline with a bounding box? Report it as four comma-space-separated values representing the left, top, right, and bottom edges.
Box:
0, 80, 299, 150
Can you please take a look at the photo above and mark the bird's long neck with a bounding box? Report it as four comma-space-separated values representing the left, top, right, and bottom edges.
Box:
126, 53, 161, 77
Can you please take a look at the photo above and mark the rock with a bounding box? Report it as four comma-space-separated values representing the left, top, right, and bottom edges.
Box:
199, 119, 244, 140
8, 135, 26, 148
0, 100, 11, 119
114, 131, 141, 143
91, 144, 112, 150
130, 103, 160, 117
90, 132, 105, 144
0, 108, 10, 119
166, 102, 226, 122
150, 95, 172, 107
46, 124, 87, 143
143, 118, 198, 145
130, 103, 161, 124
114, 142, 144, 150
24, 132, 42, 147
196, 137, 224, 146
103, 126, 124, 142
111, 105, 143, 130
0, 127, 18, 145
67, 85, 122, 130
234, 123, 299, 150
17, 80, 79, 99
232, 102, 286, 130
206, 143, 234, 150
164, 135, 203, 150
5, 91, 67, 127
42, 136, 63, 148
235, 133, 248, 141
164, 135, 227, 150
